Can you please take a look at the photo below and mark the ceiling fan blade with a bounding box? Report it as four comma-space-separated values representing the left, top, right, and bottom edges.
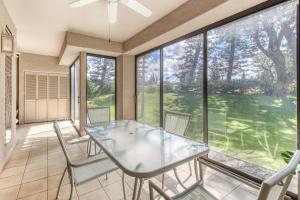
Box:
120, 0, 152, 17
108, 1, 118, 24
69, 0, 99, 8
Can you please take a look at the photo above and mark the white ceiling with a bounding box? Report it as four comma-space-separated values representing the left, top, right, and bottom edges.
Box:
3, 0, 188, 56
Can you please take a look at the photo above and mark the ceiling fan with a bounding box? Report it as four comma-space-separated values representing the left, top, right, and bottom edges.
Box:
69, 0, 152, 24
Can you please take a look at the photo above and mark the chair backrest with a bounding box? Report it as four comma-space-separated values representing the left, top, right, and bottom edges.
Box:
87, 107, 111, 124
163, 110, 191, 136
257, 150, 300, 200
53, 121, 75, 166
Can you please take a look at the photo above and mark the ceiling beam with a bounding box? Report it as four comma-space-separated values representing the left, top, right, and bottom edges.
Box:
123, 0, 227, 52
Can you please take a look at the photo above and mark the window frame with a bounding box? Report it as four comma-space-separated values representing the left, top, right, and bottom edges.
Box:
85, 53, 117, 120
135, 0, 299, 197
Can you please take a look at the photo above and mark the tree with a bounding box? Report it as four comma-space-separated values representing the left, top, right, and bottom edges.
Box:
253, 3, 297, 96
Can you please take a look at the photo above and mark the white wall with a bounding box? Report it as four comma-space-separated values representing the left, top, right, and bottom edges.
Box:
0, 0, 17, 171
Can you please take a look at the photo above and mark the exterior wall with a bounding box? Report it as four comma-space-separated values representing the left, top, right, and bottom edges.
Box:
116, 54, 135, 120
0, 0, 17, 171
18, 53, 69, 124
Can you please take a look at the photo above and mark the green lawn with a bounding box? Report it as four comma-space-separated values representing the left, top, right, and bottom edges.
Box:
137, 92, 297, 171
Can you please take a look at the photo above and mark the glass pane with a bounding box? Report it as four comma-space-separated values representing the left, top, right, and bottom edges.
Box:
136, 50, 161, 127
207, 0, 297, 181
70, 59, 80, 129
74, 59, 80, 128
70, 64, 75, 122
86, 55, 116, 120
163, 34, 203, 141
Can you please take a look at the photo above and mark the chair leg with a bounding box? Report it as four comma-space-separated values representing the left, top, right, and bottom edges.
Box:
86, 139, 90, 153
188, 161, 193, 177
122, 172, 127, 200
173, 168, 187, 189
68, 168, 75, 200
161, 173, 165, 191
94, 141, 97, 155
87, 139, 91, 157
55, 167, 67, 200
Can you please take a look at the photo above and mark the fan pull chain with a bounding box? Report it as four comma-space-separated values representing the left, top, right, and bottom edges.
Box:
108, 0, 111, 43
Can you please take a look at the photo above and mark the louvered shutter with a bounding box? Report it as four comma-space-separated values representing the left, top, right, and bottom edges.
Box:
49, 76, 58, 99
25, 74, 37, 100
60, 76, 69, 99
38, 75, 48, 99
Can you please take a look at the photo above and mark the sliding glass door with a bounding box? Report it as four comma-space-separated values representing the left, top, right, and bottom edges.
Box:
70, 59, 80, 129
86, 54, 116, 120
135, 0, 298, 194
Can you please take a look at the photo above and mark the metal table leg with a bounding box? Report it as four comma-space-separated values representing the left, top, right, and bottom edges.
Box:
132, 177, 138, 200
132, 178, 144, 200
122, 172, 127, 200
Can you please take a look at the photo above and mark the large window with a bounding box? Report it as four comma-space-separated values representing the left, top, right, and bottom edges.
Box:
163, 34, 204, 141
136, 50, 161, 126
86, 54, 116, 120
207, 0, 297, 175
135, 0, 299, 191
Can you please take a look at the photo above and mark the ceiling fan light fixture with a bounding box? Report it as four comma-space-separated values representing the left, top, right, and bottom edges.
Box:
121, 0, 152, 17
69, 0, 99, 8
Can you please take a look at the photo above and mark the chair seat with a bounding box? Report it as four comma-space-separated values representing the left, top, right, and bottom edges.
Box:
173, 184, 217, 200
74, 156, 118, 185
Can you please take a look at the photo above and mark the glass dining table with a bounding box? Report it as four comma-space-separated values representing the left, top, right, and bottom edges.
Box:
84, 120, 209, 200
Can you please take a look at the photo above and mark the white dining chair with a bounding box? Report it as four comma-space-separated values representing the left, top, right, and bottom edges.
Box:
162, 110, 192, 189
86, 107, 111, 156
53, 121, 118, 200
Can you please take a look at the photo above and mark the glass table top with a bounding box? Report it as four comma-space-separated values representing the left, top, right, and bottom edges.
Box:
85, 120, 209, 178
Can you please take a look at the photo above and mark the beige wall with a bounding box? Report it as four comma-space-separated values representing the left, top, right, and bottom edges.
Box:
0, 0, 17, 171
116, 55, 135, 120
18, 53, 69, 124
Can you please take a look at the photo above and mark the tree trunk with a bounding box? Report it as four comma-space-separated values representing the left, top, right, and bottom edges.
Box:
254, 24, 288, 96
227, 34, 236, 83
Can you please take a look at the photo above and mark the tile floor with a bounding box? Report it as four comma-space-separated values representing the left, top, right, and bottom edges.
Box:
0, 121, 259, 200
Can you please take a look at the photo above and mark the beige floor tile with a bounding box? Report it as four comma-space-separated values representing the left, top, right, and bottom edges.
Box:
47, 157, 66, 167
76, 179, 102, 196
0, 185, 20, 200
22, 168, 47, 183
10, 152, 30, 161
48, 174, 70, 190
48, 165, 66, 177
238, 184, 259, 196
25, 162, 47, 173
5, 158, 28, 169
99, 171, 121, 187
104, 181, 132, 200
18, 191, 47, 200
0, 174, 22, 189
79, 188, 110, 200
48, 184, 78, 200
0, 166, 25, 178
18, 178, 47, 198
223, 185, 257, 200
